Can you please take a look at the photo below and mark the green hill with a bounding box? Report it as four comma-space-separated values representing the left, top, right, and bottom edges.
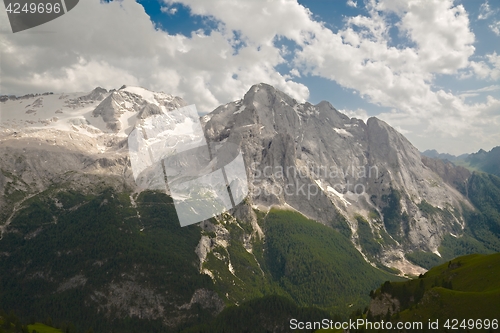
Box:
0, 312, 62, 333
27, 323, 63, 333
316, 253, 500, 332
395, 253, 500, 326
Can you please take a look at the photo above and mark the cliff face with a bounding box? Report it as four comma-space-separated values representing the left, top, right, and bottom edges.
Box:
202, 83, 472, 271
421, 155, 471, 195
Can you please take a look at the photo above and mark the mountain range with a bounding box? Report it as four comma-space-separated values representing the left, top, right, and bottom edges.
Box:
1, 84, 499, 332
422, 147, 500, 177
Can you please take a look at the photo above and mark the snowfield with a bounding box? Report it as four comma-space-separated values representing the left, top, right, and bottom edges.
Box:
0, 86, 186, 139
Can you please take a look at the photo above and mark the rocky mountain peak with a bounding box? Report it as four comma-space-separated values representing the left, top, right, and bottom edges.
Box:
202, 84, 475, 273
91, 86, 186, 133
84, 87, 108, 101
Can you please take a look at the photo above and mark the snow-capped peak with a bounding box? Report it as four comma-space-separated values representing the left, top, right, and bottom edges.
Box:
120, 86, 159, 105
0, 86, 187, 139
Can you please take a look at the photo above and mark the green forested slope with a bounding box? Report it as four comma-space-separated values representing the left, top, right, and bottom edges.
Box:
181, 295, 333, 333
0, 187, 400, 332
0, 189, 214, 333
261, 209, 398, 313
2, 172, 499, 332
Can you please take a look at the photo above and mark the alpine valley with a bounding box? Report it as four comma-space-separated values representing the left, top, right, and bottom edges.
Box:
0, 84, 499, 332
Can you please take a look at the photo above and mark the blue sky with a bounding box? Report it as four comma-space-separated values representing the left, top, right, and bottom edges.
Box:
1, 0, 499, 154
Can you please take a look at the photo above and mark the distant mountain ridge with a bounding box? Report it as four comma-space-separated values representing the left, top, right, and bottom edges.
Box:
422, 147, 500, 177
466, 147, 500, 177
421, 149, 469, 162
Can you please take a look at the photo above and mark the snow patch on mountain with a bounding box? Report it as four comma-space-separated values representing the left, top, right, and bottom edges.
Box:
333, 127, 353, 137
121, 86, 158, 105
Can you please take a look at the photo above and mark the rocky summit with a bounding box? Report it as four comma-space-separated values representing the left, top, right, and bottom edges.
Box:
203, 83, 475, 274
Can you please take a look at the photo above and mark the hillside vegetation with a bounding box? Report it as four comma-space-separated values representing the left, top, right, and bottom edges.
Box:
317, 252, 500, 332
261, 209, 398, 313
382, 253, 500, 333
0, 189, 214, 332
0, 187, 400, 332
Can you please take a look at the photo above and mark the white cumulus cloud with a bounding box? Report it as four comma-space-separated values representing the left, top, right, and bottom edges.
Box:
347, 0, 357, 8
0, 0, 309, 112
339, 108, 368, 122
0, 0, 498, 154
478, 1, 496, 20
471, 52, 500, 81
490, 21, 500, 36
161, 6, 178, 15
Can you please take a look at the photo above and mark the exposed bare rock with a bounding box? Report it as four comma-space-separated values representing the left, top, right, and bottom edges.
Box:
57, 274, 88, 292
179, 288, 225, 315
368, 292, 400, 317
92, 279, 168, 321
421, 155, 470, 195
203, 83, 473, 268
91, 279, 223, 326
